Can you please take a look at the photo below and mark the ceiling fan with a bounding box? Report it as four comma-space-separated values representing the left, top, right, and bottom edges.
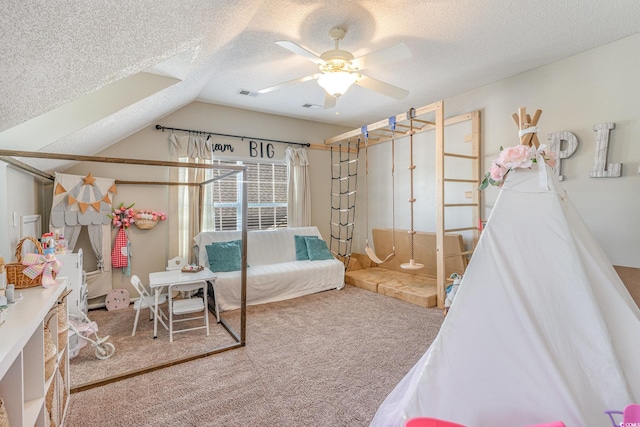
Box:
258, 27, 411, 109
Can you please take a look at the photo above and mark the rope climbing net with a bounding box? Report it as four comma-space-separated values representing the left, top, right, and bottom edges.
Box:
328, 138, 359, 268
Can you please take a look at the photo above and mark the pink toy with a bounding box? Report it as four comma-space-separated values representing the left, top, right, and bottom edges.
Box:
523, 422, 565, 427
404, 417, 466, 427
605, 403, 640, 427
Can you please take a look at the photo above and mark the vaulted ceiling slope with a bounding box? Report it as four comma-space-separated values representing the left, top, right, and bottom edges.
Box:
2, 0, 640, 172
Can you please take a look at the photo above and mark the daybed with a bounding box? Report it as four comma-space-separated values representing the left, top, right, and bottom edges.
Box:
193, 226, 345, 311
345, 228, 467, 308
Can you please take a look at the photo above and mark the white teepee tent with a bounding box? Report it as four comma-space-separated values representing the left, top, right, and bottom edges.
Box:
371, 163, 640, 427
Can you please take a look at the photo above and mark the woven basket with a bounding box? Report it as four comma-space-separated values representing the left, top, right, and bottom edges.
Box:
44, 323, 57, 381
0, 397, 9, 427
56, 292, 69, 331
135, 218, 158, 230
6, 236, 56, 289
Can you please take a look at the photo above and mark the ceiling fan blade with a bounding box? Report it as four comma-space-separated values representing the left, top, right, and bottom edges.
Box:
323, 93, 336, 109
275, 41, 326, 65
355, 75, 409, 100
351, 43, 411, 71
258, 73, 321, 94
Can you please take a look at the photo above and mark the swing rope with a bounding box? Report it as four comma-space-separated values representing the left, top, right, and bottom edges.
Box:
364, 119, 397, 264
401, 108, 424, 270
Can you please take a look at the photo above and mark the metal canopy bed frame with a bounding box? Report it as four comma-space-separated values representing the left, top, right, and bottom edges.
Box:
0, 148, 248, 391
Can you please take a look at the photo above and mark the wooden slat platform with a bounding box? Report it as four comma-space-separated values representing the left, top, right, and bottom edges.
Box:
345, 267, 438, 308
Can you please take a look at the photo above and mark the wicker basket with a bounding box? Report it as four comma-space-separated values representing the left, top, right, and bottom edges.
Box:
56, 292, 70, 331
5, 236, 56, 289
135, 218, 158, 230
44, 323, 57, 381
0, 397, 9, 427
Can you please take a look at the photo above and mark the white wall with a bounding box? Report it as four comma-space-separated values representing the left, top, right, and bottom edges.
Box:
363, 32, 640, 267
0, 165, 43, 261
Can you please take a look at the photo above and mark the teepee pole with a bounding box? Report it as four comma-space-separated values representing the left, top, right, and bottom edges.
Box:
513, 107, 542, 147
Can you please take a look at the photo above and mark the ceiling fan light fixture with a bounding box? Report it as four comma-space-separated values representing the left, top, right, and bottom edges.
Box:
317, 71, 358, 97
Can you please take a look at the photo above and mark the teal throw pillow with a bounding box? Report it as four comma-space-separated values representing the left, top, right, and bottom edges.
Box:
305, 237, 334, 261
294, 235, 319, 260
206, 240, 242, 272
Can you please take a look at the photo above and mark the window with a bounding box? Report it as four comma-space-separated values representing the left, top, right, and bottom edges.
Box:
201, 159, 288, 231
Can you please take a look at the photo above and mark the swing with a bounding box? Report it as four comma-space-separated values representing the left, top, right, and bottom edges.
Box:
401, 109, 424, 270
363, 119, 396, 264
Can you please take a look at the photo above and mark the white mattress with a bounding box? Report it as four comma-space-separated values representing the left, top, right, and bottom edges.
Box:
213, 259, 345, 311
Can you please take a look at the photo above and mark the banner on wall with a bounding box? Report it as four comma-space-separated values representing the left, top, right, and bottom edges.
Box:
168, 133, 289, 162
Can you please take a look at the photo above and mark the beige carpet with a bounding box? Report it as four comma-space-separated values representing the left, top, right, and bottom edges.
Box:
65, 285, 445, 426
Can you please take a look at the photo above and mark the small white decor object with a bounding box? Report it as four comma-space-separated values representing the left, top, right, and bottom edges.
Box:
105, 288, 130, 311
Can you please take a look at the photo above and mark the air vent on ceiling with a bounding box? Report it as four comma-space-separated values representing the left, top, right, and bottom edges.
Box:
302, 103, 322, 109
237, 89, 259, 97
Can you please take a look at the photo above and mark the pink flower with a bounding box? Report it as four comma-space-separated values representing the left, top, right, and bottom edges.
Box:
497, 145, 535, 170
544, 150, 557, 168
114, 208, 121, 215
489, 161, 507, 182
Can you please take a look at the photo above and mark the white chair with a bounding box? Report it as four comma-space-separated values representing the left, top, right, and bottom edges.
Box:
168, 280, 210, 342
130, 275, 168, 337
166, 256, 188, 271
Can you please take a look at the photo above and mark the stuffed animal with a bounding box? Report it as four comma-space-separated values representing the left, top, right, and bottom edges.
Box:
444, 272, 463, 315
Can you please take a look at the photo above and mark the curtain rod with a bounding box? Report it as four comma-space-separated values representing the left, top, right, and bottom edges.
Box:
154, 124, 310, 147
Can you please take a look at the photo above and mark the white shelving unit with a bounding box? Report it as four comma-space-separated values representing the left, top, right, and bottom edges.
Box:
0, 278, 69, 427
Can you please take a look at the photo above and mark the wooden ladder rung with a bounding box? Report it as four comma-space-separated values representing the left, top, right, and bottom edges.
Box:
413, 118, 435, 126
444, 178, 479, 183
445, 250, 474, 258
444, 203, 479, 207
330, 222, 354, 227
332, 158, 358, 166
444, 227, 477, 232
443, 152, 478, 159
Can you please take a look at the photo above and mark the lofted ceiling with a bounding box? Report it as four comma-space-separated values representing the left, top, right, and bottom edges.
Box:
2, 0, 640, 173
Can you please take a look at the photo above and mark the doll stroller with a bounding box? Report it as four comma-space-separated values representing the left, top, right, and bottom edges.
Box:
68, 311, 115, 360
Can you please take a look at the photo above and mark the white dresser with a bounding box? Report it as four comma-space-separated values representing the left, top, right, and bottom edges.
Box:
56, 250, 88, 317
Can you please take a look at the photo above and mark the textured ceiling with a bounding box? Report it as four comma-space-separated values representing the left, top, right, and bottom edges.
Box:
2, 0, 640, 172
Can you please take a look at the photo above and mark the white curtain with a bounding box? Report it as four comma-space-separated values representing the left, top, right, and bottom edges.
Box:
168, 133, 211, 262
285, 146, 311, 227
